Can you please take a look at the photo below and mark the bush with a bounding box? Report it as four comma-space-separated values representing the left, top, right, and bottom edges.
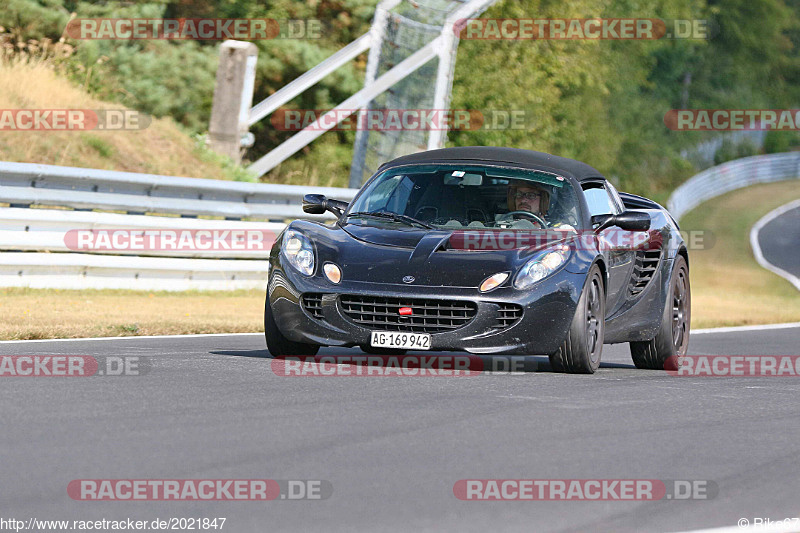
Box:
763, 130, 800, 154
735, 137, 760, 159
714, 137, 759, 166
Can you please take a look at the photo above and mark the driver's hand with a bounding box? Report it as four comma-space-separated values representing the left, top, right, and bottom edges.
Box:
552, 223, 577, 232
510, 219, 540, 229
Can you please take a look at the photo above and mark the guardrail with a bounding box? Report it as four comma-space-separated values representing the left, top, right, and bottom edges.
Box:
0, 161, 358, 220
0, 252, 269, 291
0, 208, 283, 259
667, 152, 800, 221
0, 161, 359, 291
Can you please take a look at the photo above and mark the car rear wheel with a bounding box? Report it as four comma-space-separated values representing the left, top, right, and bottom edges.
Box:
549, 265, 605, 374
264, 298, 320, 357
630, 255, 690, 370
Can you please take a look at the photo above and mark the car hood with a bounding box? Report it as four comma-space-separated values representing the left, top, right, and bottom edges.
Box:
304, 222, 574, 288
341, 223, 429, 248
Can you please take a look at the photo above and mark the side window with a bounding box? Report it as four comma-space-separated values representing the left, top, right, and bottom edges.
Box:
582, 184, 619, 217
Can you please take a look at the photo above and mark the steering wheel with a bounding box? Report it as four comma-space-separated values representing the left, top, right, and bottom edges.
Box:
506, 210, 547, 228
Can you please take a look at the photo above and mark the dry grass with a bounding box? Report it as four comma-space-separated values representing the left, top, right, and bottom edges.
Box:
0, 287, 264, 340
0, 58, 267, 341
682, 180, 800, 328
0, 58, 235, 179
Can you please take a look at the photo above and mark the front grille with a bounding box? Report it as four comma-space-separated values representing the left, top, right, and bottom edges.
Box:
629, 248, 662, 296
301, 293, 324, 319
492, 303, 523, 330
339, 295, 477, 333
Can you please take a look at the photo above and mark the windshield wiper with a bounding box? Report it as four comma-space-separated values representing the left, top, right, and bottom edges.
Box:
346, 211, 433, 229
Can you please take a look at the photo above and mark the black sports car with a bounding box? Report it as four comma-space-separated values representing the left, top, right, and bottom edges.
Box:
264, 147, 690, 374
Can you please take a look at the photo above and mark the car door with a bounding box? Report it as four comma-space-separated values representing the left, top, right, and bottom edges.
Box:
582, 181, 636, 316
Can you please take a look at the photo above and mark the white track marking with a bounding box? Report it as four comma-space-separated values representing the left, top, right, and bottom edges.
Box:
672, 521, 800, 533
693, 322, 800, 334
750, 198, 800, 293
0, 332, 262, 344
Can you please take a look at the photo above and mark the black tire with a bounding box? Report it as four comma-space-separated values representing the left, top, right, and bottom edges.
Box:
264, 298, 319, 357
549, 265, 605, 374
630, 255, 690, 370
359, 346, 408, 356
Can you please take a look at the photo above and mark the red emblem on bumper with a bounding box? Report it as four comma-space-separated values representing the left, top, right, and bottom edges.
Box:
398, 307, 413, 316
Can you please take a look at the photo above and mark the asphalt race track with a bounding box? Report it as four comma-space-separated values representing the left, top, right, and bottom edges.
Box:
757, 203, 800, 280
2, 325, 800, 533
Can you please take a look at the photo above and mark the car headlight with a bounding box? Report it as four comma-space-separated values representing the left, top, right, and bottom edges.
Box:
514, 247, 569, 290
281, 229, 315, 276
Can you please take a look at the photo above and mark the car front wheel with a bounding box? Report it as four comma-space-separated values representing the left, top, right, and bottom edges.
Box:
549, 264, 605, 374
264, 298, 320, 357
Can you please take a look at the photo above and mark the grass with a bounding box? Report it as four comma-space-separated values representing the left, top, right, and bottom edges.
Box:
0, 57, 249, 180
0, 287, 264, 341
681, 180, 800, 328
0, 56, 331, 341
83, 134, 114, 159
0, 53, 353, 187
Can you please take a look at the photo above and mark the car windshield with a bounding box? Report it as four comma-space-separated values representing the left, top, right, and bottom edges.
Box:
346, 164, 581, 230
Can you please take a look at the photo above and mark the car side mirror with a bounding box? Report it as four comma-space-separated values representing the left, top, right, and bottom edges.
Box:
592, 211, 650, 232
302, 194, 348, 217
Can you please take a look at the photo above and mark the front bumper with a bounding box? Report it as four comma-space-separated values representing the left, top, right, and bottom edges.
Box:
268, 265, 586, 356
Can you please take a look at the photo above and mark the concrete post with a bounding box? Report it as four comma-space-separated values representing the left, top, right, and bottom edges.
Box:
208, 41, 258, 164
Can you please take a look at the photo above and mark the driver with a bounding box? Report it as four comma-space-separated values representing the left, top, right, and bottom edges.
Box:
499, 181, 575, 231
508, 183, 550, 218
495, 181, 551, 228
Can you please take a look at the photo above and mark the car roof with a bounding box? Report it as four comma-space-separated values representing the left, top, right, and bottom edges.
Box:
377, 147, 606, 183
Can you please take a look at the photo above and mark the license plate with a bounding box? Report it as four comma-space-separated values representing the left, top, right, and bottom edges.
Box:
370, 331, 431, 350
